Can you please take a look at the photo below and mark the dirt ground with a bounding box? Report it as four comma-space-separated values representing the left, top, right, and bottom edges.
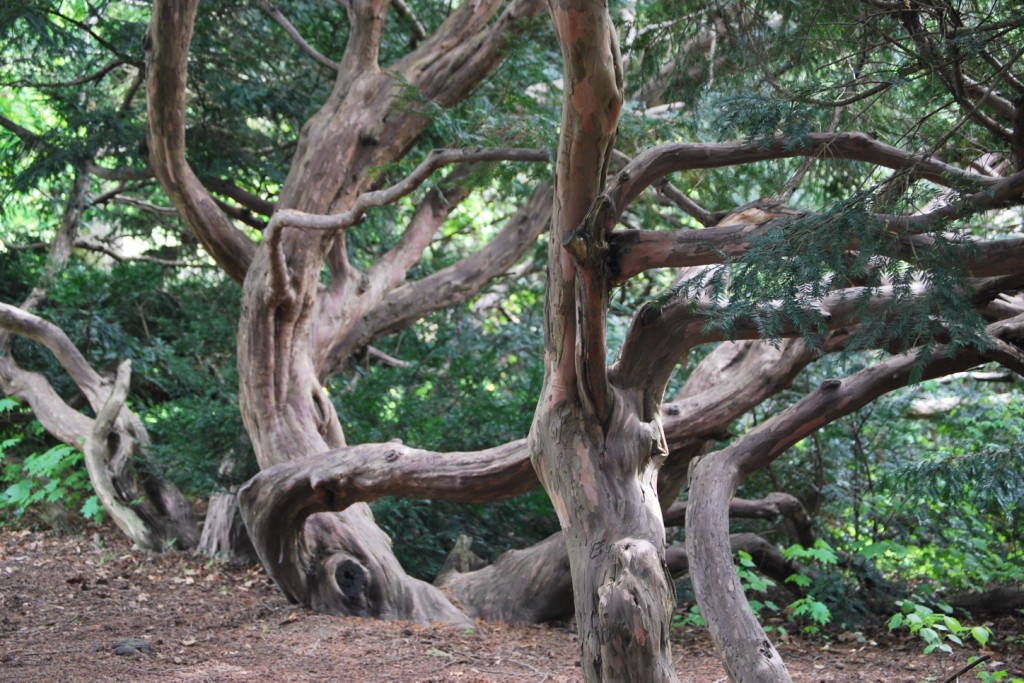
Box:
1, 527, 1021, 683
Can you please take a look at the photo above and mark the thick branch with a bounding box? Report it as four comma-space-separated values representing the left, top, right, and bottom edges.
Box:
237, 439, 532, 604
611, 218, 1024, 283
539, 0, 624, 413
338, 0, 389, 77
146, 0, 257, 283
602, 133, 996, 226
563, 198, 615, 422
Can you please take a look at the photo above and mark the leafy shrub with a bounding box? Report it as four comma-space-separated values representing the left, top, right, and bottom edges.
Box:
0, 399, 100, 524
887, 599, 991, 654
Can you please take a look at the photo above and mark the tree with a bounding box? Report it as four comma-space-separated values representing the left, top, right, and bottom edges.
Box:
3, 0, 1023, 681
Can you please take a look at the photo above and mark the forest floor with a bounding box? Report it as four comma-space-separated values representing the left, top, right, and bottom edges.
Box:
1, 527, 1021, 683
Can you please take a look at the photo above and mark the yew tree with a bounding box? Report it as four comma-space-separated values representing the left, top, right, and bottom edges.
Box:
3, 0, 1024, 681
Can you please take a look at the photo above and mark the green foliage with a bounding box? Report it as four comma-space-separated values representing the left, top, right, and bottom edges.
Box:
887, 599, 991, 654
336, 289, 555, 579
0, 399, 99, 524
672, 604, 706, 629
736, 353, 1024, 623
716, 94, 816, 145
972, 658, 1024, 683
0, 247, 247, 498
679, 196, 988, 367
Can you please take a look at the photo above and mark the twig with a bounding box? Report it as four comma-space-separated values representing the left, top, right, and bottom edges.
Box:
940, 654, 991, 683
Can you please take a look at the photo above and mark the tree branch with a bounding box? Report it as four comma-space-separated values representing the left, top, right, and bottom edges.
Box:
268, 147, 549, 235
610, 214, 1024, 284
391, 0, 427, 42
237, 439, 533, 605
601, 133, 996, 228
200, 177, 276, 216
146, 0, 257, 284
256, 0, 340, 72
0, 114, 40, 142
82, 360, 157, 548
0, 303, 109, 410
319, 184, 553, 377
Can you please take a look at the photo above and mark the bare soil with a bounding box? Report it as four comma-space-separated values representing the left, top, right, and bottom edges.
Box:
1, 527, 1020, 682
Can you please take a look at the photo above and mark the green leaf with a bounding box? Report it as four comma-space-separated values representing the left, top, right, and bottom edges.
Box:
785, 573, 812, 588
971, 626, 991, 646
80, 495, 103, 522
809, 601, 831, 625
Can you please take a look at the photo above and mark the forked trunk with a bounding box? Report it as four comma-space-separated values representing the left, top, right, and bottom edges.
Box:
532, 392, 677, 682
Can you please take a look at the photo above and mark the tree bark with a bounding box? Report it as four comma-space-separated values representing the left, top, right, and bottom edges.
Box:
198, 491, 258, 564
238, 439, 533, 624
527, 0, 679, 679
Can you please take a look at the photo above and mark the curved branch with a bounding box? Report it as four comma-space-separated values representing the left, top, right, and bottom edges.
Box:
602, 133, 995, 226
83, 361, 157, 548
267, 148, 549, 235
0, 303, 108, 408
146, 0, 257, 283
661, 340, 815, 444
256, 0, 340, 72
237, 439, 532, 608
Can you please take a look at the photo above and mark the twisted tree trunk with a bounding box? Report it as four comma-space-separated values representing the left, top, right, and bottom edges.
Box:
148, 0, 547, 622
